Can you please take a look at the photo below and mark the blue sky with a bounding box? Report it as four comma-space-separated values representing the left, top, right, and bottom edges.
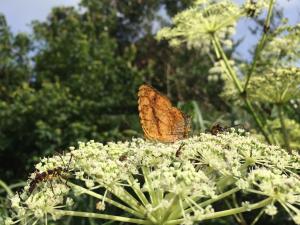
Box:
0, 0, 299, 59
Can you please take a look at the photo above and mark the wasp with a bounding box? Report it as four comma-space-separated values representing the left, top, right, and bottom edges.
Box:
29, 153, 73, 194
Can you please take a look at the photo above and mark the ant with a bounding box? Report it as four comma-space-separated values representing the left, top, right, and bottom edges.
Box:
28, 153, 73, 194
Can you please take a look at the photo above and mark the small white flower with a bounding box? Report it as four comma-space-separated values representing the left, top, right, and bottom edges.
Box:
96, 201, 106, 211
242, 201, 251, 211
10, 194, 20, 208
66, 197, 74, 207
265, 204, 278, 216
236, 179, 250, 190
4, 218, 13, 225
85, 179, 95, 188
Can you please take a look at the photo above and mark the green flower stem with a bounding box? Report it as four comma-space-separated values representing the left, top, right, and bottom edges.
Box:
128, 174, 150, 206
244, 99, 272, 144
277, 104, 291, 153
0, 181, 26, 195
201, 197, 272, 220
160, 195, 179, 224
165, 197, 273, 225
142, 167, 162, 219
224, 198, 244, 225
168, 187, 240, 220
103, 184, 158, 223
232, 193, 247, 225
212, 35, 243, 93
250, 208, 265, 225
53, 209, 151, 225
244, 0, 275, 90
67, 182, 145, 219
161, 192, 181, 220
0, 180, 13, 197
197, 187, 240, 209
88, 197, 97, 225
102, 182, 145, 211
212, 34, 272, 144
142, 167, 159, 206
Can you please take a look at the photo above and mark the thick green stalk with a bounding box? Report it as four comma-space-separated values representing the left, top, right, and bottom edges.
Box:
244, 0, 275, 90
201, 197, 272, 220
165, 197, 273, 225
212, 35, 243, 93
0, 181, 26, 195
168, 187, 240, 220
69, 181, 159, 224
212, 35, 272, 144
67, 182, 145, 219
0, 180, 13, 197
277, 104, 291, 153
250, 208, 265, 225
142, 167, 159, 206
244, 98, 272, 144
159, 195, 179, 224
142, 166, 163, 220
53, 209, 151, 225
128, 174, 150, 207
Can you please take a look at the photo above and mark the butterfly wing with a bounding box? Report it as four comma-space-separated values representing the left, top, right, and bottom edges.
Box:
138, 84, 190, 142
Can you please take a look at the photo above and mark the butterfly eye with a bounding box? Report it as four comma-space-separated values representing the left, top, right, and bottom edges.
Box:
138, 84, 190, 142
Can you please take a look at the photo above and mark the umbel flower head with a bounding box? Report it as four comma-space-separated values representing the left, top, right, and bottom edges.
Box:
7, 132, 300, 225
267, 118, 300, 150
248, 67, 300, 104
157, 0, 241, 51
260, 24, 300, 67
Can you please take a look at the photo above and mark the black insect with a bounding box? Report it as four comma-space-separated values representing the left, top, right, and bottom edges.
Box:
207, 123, 242, 135
29, 167, 63, 193
208, 124, 226, 135
28, 154, 73, 194
119, 154, 128, 161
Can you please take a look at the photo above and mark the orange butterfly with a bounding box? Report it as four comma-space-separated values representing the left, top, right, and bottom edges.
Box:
138, 84, 190, 142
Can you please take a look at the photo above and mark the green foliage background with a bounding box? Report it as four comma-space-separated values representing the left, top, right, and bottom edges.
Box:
1, 0, 222, 182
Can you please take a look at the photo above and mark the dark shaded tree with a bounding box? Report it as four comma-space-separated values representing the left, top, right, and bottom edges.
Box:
0, 0, 224, 182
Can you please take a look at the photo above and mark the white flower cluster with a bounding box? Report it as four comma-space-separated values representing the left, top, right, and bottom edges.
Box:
208, 59, 238, 82
267, 118, 300, 150
261, 24, 300, 67
248, 67, 300, 104
243, 0, 269, 17
7, 132, 300, 224
157, 0, 240, 52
